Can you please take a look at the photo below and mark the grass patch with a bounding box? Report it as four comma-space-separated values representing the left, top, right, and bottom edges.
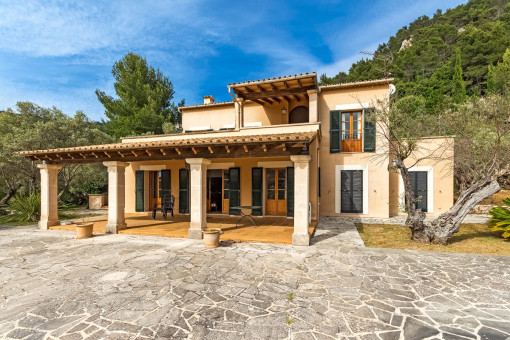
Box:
356, 223, 510, 256
481, 190, 510, 206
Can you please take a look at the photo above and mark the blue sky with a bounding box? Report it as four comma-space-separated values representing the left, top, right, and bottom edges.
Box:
0, 0, 467, 121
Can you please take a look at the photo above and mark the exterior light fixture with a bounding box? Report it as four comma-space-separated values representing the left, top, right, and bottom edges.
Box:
281, 107, 287, 116
392, 159, 397, 167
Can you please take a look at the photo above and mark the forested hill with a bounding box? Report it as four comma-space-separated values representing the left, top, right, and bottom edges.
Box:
320, 0, 510, 111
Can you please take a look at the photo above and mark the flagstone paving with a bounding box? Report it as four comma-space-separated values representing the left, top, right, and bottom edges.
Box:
0, 219, 509, 339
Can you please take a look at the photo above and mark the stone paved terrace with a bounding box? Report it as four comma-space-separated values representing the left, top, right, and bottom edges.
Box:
0, 218, 509, 339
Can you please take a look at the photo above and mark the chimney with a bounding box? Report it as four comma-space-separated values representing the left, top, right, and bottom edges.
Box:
203, 95, 215, 105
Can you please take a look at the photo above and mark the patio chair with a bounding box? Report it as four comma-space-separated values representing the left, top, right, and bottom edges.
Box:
152, 194, 175, 220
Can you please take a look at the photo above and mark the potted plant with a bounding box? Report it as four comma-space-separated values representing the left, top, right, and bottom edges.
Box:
75, 219, 94, 239
203, 228, 223, 248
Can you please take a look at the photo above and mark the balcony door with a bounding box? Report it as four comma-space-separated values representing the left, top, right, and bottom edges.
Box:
266, 168, 287, 216
341, 111, 363, 152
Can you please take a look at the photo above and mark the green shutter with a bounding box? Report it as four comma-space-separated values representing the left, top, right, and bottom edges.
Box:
161, 170, 171, 200
135, 171, 144, 212
229, 167, 241, 215
363, 107, 376, 152
287, 167, 294, 217
330, 110, 341, 153
179, 169, 189, 214
251, 168, 263, 216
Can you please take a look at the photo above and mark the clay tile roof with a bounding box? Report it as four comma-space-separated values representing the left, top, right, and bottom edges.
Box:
319, 78, 394, 90
14, 130, 317, 163
228, 72, 317, 88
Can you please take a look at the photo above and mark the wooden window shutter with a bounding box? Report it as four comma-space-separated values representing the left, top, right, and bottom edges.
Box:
286, 167, 294, 217
251, 168, 263, 216
161, 170, 171, 200
363, 107, 376, 152
228, 167, 241, 215
340, 170, 363, 213
410, 171, 428, 212
135, 171, 144, 212
330, 110, 341, 153
178, 169, 189, 214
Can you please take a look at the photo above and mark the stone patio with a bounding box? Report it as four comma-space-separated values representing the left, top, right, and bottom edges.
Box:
0, 218, 509, 339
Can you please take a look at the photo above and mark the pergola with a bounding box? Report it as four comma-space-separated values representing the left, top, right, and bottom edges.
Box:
16, 127, 318, 245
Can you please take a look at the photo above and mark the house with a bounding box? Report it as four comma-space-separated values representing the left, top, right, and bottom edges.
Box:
16, 73, 454, 245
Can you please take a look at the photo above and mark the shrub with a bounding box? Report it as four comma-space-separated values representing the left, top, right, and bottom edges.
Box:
489, 197, 510, 238
0, 193, 40, 223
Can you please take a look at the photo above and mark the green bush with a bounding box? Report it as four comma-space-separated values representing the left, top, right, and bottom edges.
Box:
489, 197, 510, 238
0, 193, 40, 223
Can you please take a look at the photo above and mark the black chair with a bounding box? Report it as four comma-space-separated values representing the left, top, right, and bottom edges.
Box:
152, 194, 175, 220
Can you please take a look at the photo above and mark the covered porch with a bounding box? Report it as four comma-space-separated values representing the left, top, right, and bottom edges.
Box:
50, 213, 317, 245
16, 124, 319, 246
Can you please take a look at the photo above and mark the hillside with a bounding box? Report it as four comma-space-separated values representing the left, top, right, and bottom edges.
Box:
320, 0, 510, 111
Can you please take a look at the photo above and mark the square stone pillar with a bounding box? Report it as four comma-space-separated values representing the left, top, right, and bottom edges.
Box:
290, 155, 312, 246
38, 163, 62, 230
104, 161, 129, 233
307, 89, 318, 123
186, 158, 211, 239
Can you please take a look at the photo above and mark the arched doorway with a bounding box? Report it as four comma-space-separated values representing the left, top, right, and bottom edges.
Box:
289, 106, 309, 124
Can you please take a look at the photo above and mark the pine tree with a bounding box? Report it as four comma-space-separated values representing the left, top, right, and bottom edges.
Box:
452, 50, 467, 103
487, 48, 510, 94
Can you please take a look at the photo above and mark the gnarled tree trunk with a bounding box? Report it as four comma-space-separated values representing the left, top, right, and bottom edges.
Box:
0, 183, 21, 206
426, 178, 500, 245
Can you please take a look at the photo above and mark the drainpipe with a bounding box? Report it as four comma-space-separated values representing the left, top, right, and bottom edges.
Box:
228, 86, 241, 131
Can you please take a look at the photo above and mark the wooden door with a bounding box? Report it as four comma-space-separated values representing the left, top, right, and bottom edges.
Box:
265, 168, 287, 216
149, 171, 161, 208
341, 111, 363, 152
222, 170, 229, 214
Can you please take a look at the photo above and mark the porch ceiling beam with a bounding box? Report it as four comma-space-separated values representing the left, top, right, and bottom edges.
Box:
271, 97, 280, 103
91, 152, 99, 159
297, 78, 302, 87
292, 94, 299, 101
282, 95, 290, 103
131, 150, 138, 157
241, 85, 315, 101
67, 153, 75, 160
261, 98, 273, 105
191, 147, 198, 155
103, 152, 111, 159
175, 148, 181, 155
145, 149, 152, 156
257, 85, 266, 92
160, 148, 167, 156
304, 92, 309, 100
283, 80, 289, 89
208, 146, 214, 154
79, 153, 87, 159
243, 86, 254, 93
25, 143, 309, 164
270, 83, 278, 91
251, 99, 265, 106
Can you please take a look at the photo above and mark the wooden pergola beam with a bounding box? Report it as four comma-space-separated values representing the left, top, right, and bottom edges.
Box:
242, 85, 315, 101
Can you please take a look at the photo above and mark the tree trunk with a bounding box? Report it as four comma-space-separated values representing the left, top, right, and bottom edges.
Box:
0, 184, 21, 206
397, 161, 429, 242
426, 179, 500, 245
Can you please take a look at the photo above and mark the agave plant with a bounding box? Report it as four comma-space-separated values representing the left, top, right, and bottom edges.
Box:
0, 193, 41, 223
489, 198, 510, 238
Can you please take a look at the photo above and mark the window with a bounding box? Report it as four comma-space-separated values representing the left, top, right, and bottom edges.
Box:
341, 111, 363, 152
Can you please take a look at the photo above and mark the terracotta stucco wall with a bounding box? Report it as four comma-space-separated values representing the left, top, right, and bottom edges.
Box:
318, 85, 391, 217
400, 137, 455, 216
181, 105, 235, 131
243, 97, 309, 126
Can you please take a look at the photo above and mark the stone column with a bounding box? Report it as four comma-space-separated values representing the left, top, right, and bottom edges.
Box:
38, 163, 62, 230
290, 155, 312, 246
186, 158, 211, 239
307, 89, 318, 123
104, 161, 129, 233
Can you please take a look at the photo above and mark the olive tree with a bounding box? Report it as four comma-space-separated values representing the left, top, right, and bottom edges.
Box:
371, 94, 510, 244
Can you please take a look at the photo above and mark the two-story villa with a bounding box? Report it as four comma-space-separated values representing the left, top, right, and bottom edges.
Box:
17, 73, 454, 245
